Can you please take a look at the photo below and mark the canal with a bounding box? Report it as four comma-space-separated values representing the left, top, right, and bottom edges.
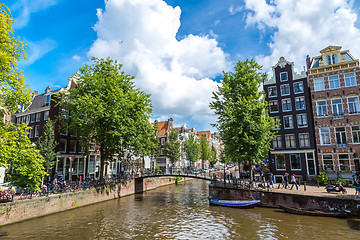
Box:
1, 180, 360, 239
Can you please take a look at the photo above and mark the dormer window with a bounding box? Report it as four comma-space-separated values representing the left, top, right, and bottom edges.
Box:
45, 95, 50, 106
332, 54, 338, 64
280, 72, 288, 82
326, 55, 331, 65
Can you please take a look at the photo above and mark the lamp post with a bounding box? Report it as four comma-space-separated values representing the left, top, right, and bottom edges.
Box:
222, 151, 226, 185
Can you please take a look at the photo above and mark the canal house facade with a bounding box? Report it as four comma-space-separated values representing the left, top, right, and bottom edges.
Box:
264, 57, 318, 182
308, 46, 360, 174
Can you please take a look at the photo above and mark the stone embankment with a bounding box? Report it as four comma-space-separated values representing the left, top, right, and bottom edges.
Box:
0, 177, 188, 226
209, 182, 360, 216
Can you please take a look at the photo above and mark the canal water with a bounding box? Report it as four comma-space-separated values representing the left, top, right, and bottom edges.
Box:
1, 180, 360, 239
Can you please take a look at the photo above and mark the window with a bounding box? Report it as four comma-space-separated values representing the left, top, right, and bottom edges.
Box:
161, 138, 165, 146
282, 99, 292, 111
283, 115, 293, 129
26, 115, 30, 124
323, 154, 334, 171
329, 75, 340, 89
326, 55, 331, 65
320, 128, 331, 145
273, 135, 282, 148
273, 116, 280, 130
280, 72, 288, 82
335, 127, 347, 145
44, 111, 49, 121
30, 114, 35, 123
345, 72, 356, 87
299, 133, 310, 147
276, 154, 286, 170
293, 82, 304, 94
280, 84, 290, 96
35, 125, 39, 137
297, 114, 307, 128
290, 154, 301, 170
36, 112, 41, 122
45, 95, 50, 105
90, 142, 96, 151
331, 99, 343, 117
268, 86, 277, 97
339, 154, 350, 171
89, 156, 95, 173
348, 97, 360, 114
69, 140, 77, 153
314, 78, 325, 91
285, 134, 296, 148
59, 139, 67, 153
295, 96, 305, 110
317, 100, 327, 116
352, 126, 360, 143
332, 54, 338, 64
269, 101, 279, 113
29, 127, 34, 138
16, 117, 21, 124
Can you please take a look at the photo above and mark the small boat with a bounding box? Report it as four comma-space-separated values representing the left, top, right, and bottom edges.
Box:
279, 205, 348, 218
209, 199, 260, 208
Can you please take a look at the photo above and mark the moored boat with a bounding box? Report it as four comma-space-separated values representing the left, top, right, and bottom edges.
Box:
209, 199, 260, 208
279, 205, 348, 218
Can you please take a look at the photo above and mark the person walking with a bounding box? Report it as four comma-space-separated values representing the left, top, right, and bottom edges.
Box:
291, 174, 298, 190
269, 173, 274, 188
354, 177, 360, 198
283, 173, 289, 189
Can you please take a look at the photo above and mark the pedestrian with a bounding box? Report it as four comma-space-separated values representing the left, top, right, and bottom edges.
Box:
291, 174, 298, 190
354, 177, 360, 198
283, 173, 289, 189
270, 173, 274, 188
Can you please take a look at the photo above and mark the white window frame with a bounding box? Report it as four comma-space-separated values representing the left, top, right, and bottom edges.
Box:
317, 100, 327, 117
273, 135, 282, 149
335, 127, 347, 145
339, 154, 350, 171
275, 154, 286, 170
280, 84, 290, 96
273, 116, 280, 130
320, 128, 331, 145
323, 154, 334, 171
35, 112, 41, 122
285, 134, 296, 148
345, 72, 356, 87
299, 133, 310, 147
280, 72, 288, 82
283, 115, 294, 129
35, 125, 39, 137
329, 75, 340, 89
269, 101, 279, 113
297, 114, 307, 128
44, 111, 49, 121
290, 153, 301, 170
268, 86, 277, 98
352, 126, 360, 144
295, 96, 306, 110
348, 97, 360, 114
293, 82, 304, 94
331, 98, 343, 116
282, 98, 292, 112
314, 78, 325, 91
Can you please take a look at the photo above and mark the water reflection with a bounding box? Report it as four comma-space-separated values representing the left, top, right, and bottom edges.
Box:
0, 180, 360, 239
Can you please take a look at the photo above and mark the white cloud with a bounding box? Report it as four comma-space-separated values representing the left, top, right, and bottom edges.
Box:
229, 4, 243, 15
10, 0, 58, 29
88, 0, 229, 130
244, 0, 360, 73
20, 38, 57, 66
72, 55, 81, 61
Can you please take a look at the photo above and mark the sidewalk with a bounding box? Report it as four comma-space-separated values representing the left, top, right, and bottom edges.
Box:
267, 183, 357, 199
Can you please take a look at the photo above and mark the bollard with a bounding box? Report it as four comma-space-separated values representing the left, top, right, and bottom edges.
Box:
317, 180, 320, 188
304, 182, 306, 191
278, 183, 281, 189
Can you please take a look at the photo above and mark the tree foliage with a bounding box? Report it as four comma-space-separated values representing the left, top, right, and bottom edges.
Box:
210, 59, 276, 169
37, 120, 57, 173
210, 144, 217, 167
199, 135, 210, 169
164, 128, 181, 165
0, 123, 45, 191
184, 132, 199, 167
0, 4, 32, 115
61, 57, 157, 179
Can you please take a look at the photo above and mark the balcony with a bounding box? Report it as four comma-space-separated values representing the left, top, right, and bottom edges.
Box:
337, 143, 348, 148
333, 114, 344, 120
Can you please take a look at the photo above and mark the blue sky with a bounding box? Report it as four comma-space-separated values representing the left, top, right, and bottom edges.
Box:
4, 0, 360, 131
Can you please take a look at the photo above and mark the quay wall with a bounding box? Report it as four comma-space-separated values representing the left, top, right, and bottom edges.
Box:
0, 177, 187, 226
209, 184, 360, 216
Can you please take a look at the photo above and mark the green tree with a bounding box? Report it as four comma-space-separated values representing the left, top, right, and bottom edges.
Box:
61, 57, 156, 180
37, 120, 57, 173
184, 132, 199, 168
164, 128, 181, 167
210, 59, 276, 179
210, 144, 217, 167
0, 123, 45, 191
199, 135, 210, 169
0, 4, 32, 115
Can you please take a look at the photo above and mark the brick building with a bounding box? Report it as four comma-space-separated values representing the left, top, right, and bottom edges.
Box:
308, 46, 360, 173
264, 57, 318, 182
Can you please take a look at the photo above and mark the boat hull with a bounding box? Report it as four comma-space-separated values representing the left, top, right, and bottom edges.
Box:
279, 205, 348, 218
209, 199, 260, 209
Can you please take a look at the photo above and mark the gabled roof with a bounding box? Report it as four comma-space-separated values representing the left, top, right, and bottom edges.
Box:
155, 118, 173, 136
197, 130, 211, 139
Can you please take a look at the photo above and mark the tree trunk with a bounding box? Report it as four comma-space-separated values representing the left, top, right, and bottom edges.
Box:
99, 150, 105, 181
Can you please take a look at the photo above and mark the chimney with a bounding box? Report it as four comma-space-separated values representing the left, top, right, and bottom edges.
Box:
45, 86, 51, 93
306, 55, 311, 71
32, 91, 38, 98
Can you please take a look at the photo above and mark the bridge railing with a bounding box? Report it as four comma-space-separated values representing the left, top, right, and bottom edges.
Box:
139, 168, 224, 180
